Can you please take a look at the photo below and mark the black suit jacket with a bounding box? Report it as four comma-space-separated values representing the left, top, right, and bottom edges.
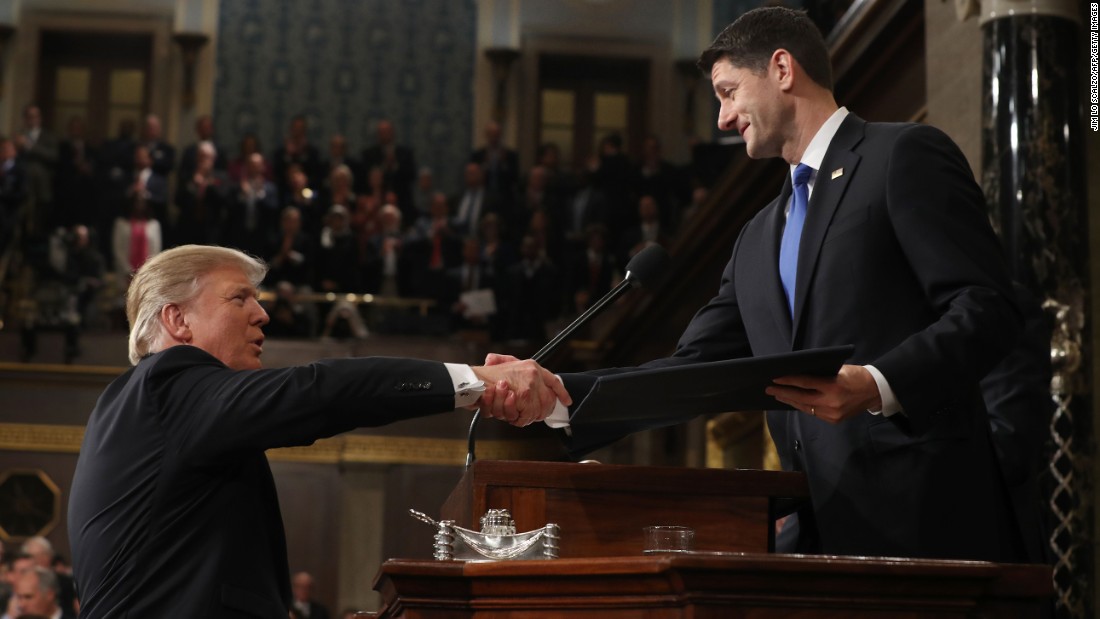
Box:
564, 115, 1023, 561
69, 345, 456, 618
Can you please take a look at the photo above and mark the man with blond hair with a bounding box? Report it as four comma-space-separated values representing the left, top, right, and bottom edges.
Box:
69, 244, 569, 618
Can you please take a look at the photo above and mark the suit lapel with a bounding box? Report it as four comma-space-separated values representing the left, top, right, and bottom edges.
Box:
790, 115, 866, 342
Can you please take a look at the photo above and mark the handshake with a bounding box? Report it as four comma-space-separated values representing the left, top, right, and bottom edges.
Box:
469, 354, 570, 427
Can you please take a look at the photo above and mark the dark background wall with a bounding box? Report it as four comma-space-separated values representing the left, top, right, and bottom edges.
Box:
214, 0, 477, 194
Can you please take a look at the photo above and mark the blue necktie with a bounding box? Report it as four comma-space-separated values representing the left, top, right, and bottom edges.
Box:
779, 163, 813, 316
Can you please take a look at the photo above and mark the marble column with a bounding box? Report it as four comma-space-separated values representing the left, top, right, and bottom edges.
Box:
980, 0, 1088, 616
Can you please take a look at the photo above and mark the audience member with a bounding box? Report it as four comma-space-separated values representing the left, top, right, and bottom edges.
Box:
593, 133, 634, 235
567, 224, 617, 315
174, 141, 227, 246
266, 206, 315, 290
469, 120, 519, 203
563, 155, 609, 253
264, 281, 315, 338
10, 567, 71, 619
140, 113, 175, 177
365, 203, 407, 296
617, 194, 670, 267
0, 137, 27, 255
283, 163, 323, 237
226, 152, 279, 256
681, 185, 709, 224
228, 133, 270, 183
502, 234, 560, 342
14, 104, 59, 238
20, 539, 75, 618
98, 118, 137, 182
21, 225, 105, 363
445, 236, 497, 332
360, 165, 387, 210
513, 164, 558, 238
412, 166, 435, 218
54, 115, 98, 229
123, 144, 170, 227
361, 119, 416, 223
273, 115, 322, 194
476, 212, 515, 283
525, 207, 564, 270
634, 135, 683, 230
317, 204, 361, 293
319, 164, 356, 213
535, 141, 573, 207
178, 114, 226, 180
323, 133, 359, 188
450, 162, 494, 236
290, 572, 330, 619
112, 193, 163, 290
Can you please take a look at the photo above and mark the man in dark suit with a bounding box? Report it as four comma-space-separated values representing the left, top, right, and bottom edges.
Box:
361, 119, 416, 223
54, 115, 98, 228
15, 103, 59, 238
67, 244, 570, 619
490, 7, 1025, 563
10, 567, 75, 619
178, 114, 227, 180
290, 572, 330, 619
470, 120, 519, 205
141, 113, 176, 177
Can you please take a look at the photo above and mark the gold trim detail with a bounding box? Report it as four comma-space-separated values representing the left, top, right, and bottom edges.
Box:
0, 468, 62, 542
0, 423, 534, 466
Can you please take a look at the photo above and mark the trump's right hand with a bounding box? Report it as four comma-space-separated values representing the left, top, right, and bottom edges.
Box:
472, 357, 570, 427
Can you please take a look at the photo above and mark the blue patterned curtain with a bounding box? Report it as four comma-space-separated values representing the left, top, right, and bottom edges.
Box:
215, 0, 476, 193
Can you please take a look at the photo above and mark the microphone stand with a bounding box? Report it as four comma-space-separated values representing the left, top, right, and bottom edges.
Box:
465, 273, 640, 469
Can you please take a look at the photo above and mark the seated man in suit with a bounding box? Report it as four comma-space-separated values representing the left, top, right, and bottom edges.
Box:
10, 567, 74, 619
290, 572, 330, 619
487, 6, 1026, 563
68, 244, 569, 619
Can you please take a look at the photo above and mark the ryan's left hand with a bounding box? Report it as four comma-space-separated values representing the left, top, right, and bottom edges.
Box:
765, 364, 881, 424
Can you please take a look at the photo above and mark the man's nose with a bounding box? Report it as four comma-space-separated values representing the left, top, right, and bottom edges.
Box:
717, 103, 736, 132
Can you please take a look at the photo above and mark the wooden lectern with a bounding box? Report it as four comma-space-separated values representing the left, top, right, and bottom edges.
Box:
372, 460, 1053, 618
440, 460, 809, 557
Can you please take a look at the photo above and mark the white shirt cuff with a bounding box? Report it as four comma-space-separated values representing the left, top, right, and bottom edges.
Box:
544, 375, 572, 434
545, 400, 571, 429
445, 363, 485, 408
864, 364, 902, 417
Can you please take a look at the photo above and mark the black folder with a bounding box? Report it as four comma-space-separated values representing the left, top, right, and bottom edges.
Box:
569, 345, 854, 431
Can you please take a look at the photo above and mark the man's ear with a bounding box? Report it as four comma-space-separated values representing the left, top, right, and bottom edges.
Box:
160, 303, 191, 343
771, 49, 795, 91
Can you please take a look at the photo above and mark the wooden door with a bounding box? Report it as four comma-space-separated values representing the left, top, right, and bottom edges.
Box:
537, 54, 649, 169
36, 31, 152, 144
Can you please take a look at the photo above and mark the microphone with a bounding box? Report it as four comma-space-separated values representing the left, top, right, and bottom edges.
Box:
465, 244, 671, 467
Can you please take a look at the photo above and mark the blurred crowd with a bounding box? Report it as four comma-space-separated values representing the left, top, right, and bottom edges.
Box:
0, 539, 355, 619
1, 104, 716, 358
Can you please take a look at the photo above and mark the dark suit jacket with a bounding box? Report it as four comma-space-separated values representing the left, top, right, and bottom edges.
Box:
144, 140, 176, 177
69, 345, 456, 618
361, 144, 416, 221
563, 115, 1023, 562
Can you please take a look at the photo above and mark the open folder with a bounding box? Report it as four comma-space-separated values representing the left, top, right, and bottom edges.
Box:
569, 345, 854, 431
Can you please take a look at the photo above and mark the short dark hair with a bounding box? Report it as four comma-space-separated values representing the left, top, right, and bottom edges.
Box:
697, 7, 833, 92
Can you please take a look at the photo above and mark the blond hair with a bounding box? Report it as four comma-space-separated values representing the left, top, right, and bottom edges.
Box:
126, 245, 267, 365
